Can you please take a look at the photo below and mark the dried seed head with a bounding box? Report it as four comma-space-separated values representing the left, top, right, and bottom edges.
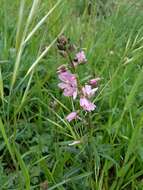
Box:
67, 44, 77, 52
57, 35, 68, 45
57, 43, 66, 51
57, 35, 68, 51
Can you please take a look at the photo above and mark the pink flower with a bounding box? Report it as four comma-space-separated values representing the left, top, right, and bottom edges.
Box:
66, 111, 78, 122
82, 85, 98, 98
80, 97, 96, 112
58, 71, 77, 99
58, 70, 75, 82
89, 77, 100, 87
76, 51, 87, 64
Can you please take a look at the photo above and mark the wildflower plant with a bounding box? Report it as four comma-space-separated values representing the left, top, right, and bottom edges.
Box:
57, 35, 100, 123
0, 1, 143, 189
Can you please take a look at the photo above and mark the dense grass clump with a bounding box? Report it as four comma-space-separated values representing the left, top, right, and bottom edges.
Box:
0, 0, 143, 189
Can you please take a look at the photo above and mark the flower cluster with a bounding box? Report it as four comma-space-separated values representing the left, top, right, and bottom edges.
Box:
57, 35, 100, 122
58, 70, 77, 99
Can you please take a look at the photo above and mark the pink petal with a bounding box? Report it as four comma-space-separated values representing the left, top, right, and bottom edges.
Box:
63, 87, 74, 97
80, 97, 96, 112
58, 83, 68, 89
82, 85, 98, 98
82, 85, 92, 96
58, 71, 76, 82
66, 112, 77, 122
76, 51, 87, 64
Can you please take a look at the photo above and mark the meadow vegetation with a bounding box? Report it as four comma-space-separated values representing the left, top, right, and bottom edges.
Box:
0, 0, 143, 189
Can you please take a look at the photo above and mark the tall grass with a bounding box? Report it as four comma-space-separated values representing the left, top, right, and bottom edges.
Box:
0, 0, 143, 189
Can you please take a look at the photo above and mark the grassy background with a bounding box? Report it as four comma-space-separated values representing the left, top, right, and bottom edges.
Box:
0, 0, 143, 189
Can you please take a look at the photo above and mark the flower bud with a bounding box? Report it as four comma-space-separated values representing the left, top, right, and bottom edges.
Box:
57, 65, 67, 74
89, 77, 100, 87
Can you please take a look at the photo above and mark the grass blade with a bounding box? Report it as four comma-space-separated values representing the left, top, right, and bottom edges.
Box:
23, 0, 63, 45
13, 144, 30, 190
0, 119, 15, 164
0, 67, 4, 102
11, 0, 40, 90
48, 172, 92, 190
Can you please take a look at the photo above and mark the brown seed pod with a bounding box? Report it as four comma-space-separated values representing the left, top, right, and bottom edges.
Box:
57, 35, 68, 46
57, 43, 66, 51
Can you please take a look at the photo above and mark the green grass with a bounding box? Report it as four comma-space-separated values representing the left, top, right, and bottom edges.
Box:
0, 0, 143, 189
